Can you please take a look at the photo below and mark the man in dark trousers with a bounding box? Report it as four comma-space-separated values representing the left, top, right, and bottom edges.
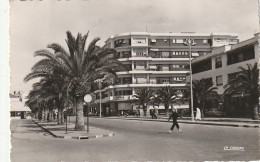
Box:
168, 108, 182, 133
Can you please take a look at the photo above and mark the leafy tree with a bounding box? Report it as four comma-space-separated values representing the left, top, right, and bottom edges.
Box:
224, 63, 259, 120
24, 31, 123, 130
132, 88, 154, 116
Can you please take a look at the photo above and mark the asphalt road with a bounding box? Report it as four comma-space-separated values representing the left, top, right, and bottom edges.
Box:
11, 118, 260, 162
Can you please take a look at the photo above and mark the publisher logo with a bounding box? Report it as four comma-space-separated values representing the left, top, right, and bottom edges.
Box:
224, 146, 245, 151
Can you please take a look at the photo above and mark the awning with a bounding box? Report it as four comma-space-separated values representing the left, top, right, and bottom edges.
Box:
10, 101, 31, 112
192, 52, 199, 57
151, 39, 156, 43
150, 48, 159, 51
149, 65, 157, 69
173, 104, 189, 109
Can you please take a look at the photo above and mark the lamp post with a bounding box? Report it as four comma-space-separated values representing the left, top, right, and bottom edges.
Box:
184, 36, 195, 122
84, 94, 92, 133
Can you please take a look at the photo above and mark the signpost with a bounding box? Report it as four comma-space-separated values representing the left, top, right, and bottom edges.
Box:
84, 94, 92, 133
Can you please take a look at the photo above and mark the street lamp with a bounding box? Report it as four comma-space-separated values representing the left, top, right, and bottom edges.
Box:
184, 36, 195, 122
84, 94, 92, 133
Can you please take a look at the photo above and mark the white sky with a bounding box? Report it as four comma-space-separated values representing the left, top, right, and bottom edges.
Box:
9, 0, 259, 93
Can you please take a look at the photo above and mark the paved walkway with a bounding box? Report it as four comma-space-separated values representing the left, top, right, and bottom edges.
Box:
33, 120, 115, 139
103, 116, 260, 128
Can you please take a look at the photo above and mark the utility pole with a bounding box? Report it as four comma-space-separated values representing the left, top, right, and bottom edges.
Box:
255, 0, 260, 111
189, 36, 194, 122
94, 78, 104, 117
184, 36, 195, 122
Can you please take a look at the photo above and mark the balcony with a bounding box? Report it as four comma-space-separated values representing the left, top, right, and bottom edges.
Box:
117, 70, 189, 75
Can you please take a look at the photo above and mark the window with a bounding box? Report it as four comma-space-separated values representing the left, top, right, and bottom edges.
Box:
122, 51, 131, 58
162, 65, 169, 71
133, 48, 147, 57
123, 90, 132, 95
162, 79, 170, 84
162, 52, 169, 58
228, 72, 240, 81
173, 76, 185, 82
216, 75, 223, 86
133, 38, 146, 44
227, 46, 255, 65
192, 59, 212, 74
231, 39, 238, 43
149, 78, 156, 84
149, 65, 157, 70
215, 56, 222, 68
174, 51, 188, 55
191, 52, 199, 57
136, 63, 146, 70
137, 77, 147, 84
173, 39, 176, 43
176, 39, 184, 43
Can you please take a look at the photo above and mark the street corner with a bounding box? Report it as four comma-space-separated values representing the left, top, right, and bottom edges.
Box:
33, 120, 116, 140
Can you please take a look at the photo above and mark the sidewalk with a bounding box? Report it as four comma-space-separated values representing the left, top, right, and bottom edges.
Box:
33, 120, 116, 139
104, 116, 260, 128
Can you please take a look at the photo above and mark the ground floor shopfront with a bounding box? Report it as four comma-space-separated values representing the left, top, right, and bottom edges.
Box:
88, 100, 189, 117
223, 95, 258, 118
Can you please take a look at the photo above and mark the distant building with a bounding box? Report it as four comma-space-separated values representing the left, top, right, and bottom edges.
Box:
10, 91, 31, 118
93, 32, 238, 116
188, 33, 259, 117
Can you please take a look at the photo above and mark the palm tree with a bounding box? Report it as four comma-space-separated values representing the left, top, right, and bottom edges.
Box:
132, 88, 154, 116
25, 82, 49, 121
224, 63, 259, 120
188, 78, 218, 117
155, 86, 178, 116
24, 31, 123, 130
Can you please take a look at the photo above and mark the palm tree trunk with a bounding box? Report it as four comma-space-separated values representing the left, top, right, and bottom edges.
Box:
43, 108, 46, 121
165, 104, 169, 117
75, 97, 85, 131
143, 104, 147, 116
201, 102, 205, 118
49, 108, 53, 121
57, 109, 63, 125
252, 103, 259, 120
46, 109, 50, 122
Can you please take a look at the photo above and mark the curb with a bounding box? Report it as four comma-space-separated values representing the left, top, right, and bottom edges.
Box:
105, 117, 260, 128
33, 120, 116, 139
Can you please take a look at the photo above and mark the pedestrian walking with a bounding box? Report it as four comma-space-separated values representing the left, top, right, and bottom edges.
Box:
168, 108, 181, 133
195, 108, 201, 120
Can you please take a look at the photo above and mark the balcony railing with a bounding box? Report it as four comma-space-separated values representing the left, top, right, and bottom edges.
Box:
113, 95, 133, 101
132, 80, 186, 84
132, 67, 188, 71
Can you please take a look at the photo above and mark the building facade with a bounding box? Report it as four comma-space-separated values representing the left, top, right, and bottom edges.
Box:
10, 91, 31, 118
93, 32, 238, 116
189, 33, 259, 117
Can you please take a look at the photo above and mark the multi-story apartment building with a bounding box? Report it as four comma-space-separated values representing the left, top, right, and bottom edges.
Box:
188, 33, 259, 117
92, 32, 238, 116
